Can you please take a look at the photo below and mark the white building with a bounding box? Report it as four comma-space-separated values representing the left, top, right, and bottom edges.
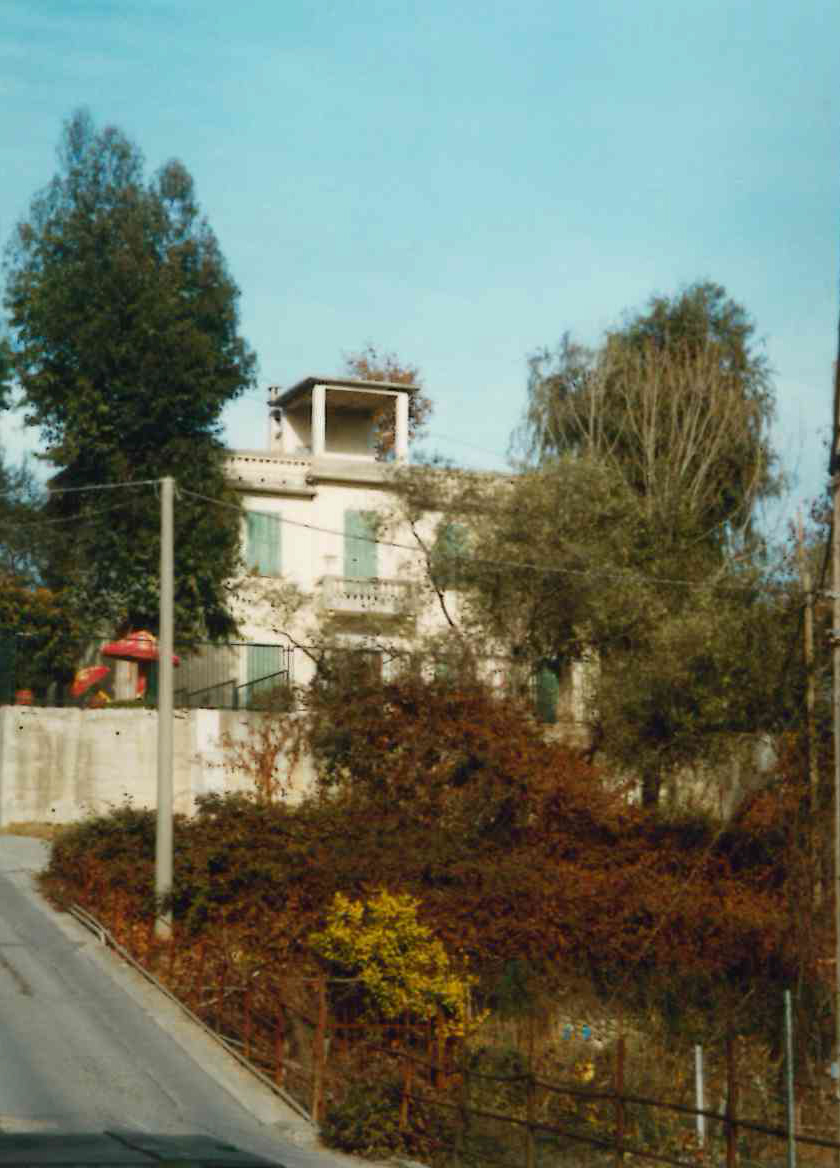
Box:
189, 373, 591, 736
221, 375, 439, 695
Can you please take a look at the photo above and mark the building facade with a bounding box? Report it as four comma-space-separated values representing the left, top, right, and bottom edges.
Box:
221, 376, 441, 693
192, 374, 591, 736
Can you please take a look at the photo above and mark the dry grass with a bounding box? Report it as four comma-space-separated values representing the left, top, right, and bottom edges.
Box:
0, 821, 59, 840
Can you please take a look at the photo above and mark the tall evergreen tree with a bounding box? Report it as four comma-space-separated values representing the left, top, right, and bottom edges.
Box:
3, 110, 256, 639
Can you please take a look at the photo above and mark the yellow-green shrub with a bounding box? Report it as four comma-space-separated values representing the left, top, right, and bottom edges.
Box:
310, 889, 470, 1026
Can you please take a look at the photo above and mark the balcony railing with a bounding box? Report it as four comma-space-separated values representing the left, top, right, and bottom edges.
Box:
320, 576, 414, 617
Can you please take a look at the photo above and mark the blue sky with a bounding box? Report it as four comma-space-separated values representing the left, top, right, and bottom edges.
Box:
2, 0, 837, 532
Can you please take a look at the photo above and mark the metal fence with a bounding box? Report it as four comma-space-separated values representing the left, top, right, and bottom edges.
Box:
59, 894, 840, 1168
0, 629, 570, 726
0, 633, 293, 711
174, 642, 294, 711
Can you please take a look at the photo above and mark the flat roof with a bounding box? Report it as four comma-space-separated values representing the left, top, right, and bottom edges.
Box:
269, 376, 417, 409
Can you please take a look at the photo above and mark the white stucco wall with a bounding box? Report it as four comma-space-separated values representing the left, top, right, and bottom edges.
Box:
0, 706, 315, 827
237, 478, 424, 599
232, 470, 448, 693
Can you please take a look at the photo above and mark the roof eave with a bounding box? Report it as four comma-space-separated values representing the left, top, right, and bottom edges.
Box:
269, 376, 418, 409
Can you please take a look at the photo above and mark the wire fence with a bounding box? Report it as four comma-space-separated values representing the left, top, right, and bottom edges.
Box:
65, 887, 840, 1168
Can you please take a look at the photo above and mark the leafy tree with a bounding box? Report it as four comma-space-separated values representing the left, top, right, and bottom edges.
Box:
3, 110, 256, 639
388, 297, 798, 807
517, 282, 779, 545
343, 343, 432, 457
397, 452, 805, 807
0, 576, 83, 697
434, 283, 793, 806
0, 450, 47, 582
618, 281, 770, 387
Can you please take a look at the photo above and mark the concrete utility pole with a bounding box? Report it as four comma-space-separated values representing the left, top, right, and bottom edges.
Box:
831, 314, 840, 1164
155, 476, 174, 940
797, 512, 821, 905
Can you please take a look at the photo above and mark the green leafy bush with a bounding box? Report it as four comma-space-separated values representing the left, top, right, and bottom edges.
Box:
321, 1077, 405, 1156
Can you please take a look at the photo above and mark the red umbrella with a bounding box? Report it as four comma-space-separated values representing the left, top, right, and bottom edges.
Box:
70, 664, 111, 698
102, 630, 180, 666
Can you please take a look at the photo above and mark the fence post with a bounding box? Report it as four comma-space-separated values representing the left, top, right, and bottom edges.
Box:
526, 1070, 536, 1168
166, 925, 176, 983
695, 1045, 705, 1149
457, 1058, 470, 1158
726, 1032, 738, 1168
526, 1008, 536, 1168
401, 1055, 413, 1132
274, 1010, 286, 1087
436, 1007, 447, 1091
312, 975, 328, 1126
217, 947, 227, 1035
614, 1033, 626, 1167
785, 990, 797, 1168
193, 938, 206, 1013
243, 982, 252, 1061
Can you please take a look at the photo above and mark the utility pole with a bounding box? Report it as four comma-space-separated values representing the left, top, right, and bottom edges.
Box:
155, 476, 174, 940
797, 511, 820, 904
831, 303, 840, 1163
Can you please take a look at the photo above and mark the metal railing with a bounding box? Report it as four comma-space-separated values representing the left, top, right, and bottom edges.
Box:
175, 667, 293, 711
1, 629, 575, 727
0, 634, 293, 712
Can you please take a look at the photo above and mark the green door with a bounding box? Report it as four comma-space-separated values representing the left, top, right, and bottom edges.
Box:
535, 665, 560, 724
344, 511, 378, 579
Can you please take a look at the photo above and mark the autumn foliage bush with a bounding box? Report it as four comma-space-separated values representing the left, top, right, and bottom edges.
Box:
41, 676, 826, 1052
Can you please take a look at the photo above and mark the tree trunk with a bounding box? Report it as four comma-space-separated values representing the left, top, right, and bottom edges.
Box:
641, 770, 661, 808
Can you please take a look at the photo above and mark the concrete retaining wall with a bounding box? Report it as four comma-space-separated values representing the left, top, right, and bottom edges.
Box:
0, 706, 315, 827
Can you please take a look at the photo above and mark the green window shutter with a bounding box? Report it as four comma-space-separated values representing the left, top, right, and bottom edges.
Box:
247, 644, 283, 699
246, 512, 281, 576
433, 522, 468, 589
344, 511, 378, 579
535, 665, 560, 724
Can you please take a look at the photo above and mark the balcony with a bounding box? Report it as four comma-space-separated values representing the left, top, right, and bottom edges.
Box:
320, 576, 415, 618
226, 451, 315, 496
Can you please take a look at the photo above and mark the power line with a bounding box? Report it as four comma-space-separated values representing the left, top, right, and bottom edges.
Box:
0, 496, 151, 531
419, 433, 510, 462
177, 485, 801, 598
8, 471, 803, 597
47, 478, 161, 495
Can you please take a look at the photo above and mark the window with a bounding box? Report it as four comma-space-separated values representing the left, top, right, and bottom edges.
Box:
246, 511, 281, 576
431, 521, 468, 590
344, 510, 378, 579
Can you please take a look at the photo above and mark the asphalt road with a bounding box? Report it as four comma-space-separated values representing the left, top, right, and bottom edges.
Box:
0, 835, 363, 1168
